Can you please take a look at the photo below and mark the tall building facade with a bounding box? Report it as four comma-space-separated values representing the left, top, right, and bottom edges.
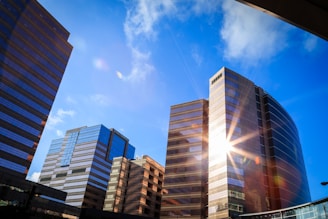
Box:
0, 0, 73, 180
103, 155, 165, 218
161, 99, 209, 219
162, 67, 311, 219
208, 67, 310, 218
39, 124, 135, 210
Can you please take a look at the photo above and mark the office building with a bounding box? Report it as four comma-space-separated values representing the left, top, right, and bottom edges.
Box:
39, 124, 135, 210
208, 67, 310, 218
161, 67, 311, 219
161, 99, 209, 219
240, 197, 328, 219
0, 0, 73, 180
0, 0, 74, 215
104, 155, 165, 218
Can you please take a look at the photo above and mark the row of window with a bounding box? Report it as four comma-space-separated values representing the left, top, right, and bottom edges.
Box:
170, 110, 204, 122
170, 101, 206, 114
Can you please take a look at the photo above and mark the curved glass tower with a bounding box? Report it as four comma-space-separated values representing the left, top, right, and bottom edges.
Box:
207, 67, 310, 219
162, 67, 311, 219
263, 94, 311, 209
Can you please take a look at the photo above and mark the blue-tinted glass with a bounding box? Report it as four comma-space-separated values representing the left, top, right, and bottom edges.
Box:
98, 125, 110, 145
0, 142, 28, 159
2, 84, 49, 114
2, 53, 56, 95
228, 177, 244, 187
60, 132, 78, 167
108, 133, 126, 161
48, 138, 63, 154
3, 71, 53, 105
0, 158, 26, 173
0, 111, 40, 136
1, 98, 43, 124
126, 144, 135, 159
76, 125, 101, 144
0, 127, 34, 147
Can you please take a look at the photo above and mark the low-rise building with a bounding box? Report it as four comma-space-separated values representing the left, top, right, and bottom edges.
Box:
104, 155, 165, 219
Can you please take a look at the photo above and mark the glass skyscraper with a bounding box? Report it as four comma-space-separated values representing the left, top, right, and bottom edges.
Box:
39, 124, 135, 210
162, 67, 311, 219
0, 0, 73, 180
161, 99, 209, 219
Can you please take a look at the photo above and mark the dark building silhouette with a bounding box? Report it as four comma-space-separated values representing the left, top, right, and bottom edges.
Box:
236, 0, 328, 41
0, 0, 72, 180
0, 0, 73, 216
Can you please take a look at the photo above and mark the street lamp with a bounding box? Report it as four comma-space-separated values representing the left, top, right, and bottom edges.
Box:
321, 182, 328, 186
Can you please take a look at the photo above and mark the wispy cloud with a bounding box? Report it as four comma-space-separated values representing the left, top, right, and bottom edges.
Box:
303, 33, 319, 52
27, 172, 40, 182
220, 1, 288, 64
191, 45, 203, 66
124, 0, 176, 42
66, 95, 77, 105
192, 0, 221, 15
121, 0, 175, 83
47, 109, 76, 137
89, 94, 111, 106
56, 130, 64, 137
48, 108, 76, 127
116, 48, 154, 82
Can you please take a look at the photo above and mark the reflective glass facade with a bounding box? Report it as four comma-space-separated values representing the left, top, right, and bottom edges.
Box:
207, 67, 310, 218
161, 99, 209, 219
263, 95, 311, 209
39, 124, 135, 210
0, 0, 72, 179
162, 67, 310, 219
240, 197, 328, 219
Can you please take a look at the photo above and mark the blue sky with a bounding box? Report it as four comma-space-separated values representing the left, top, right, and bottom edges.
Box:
28, 0, 328, 201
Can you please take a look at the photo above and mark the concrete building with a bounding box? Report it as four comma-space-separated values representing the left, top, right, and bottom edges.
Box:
39, 124, 135, 210
104, 155, 165, 219
161, 67, 311, 219
161, 99, 209, 219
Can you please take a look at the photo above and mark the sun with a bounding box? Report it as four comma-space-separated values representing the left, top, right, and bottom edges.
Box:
222, 139, 233, 154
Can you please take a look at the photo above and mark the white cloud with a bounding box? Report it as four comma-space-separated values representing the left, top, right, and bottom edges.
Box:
191, 45, 203, 66
48, 108, 76, 127
57, 108, 75, 117
192, 0, 221, 15
303, 33, 318, 52
116, 71, 123, 79
66, 96, 77, 104
27, 172, 40, 182
220, 1, 288, 64
122, 0, 175, 83
128, 48, 154, 82
56, 130, 64, 137
124, 0, 176, 42
90, 94, 111, 106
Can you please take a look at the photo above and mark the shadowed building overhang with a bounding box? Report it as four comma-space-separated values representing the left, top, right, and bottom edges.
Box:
236, 0, 328, 41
